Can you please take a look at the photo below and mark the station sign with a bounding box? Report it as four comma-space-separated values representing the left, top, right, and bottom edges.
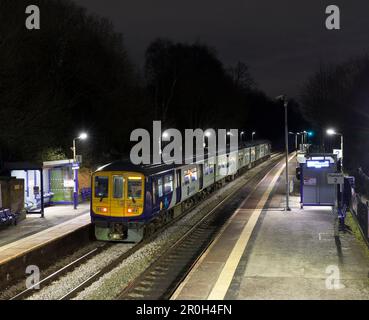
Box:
306, 160, 330, 168
63, 179, 75, 188
333, 149, 342, 159
327, 173, 344, 185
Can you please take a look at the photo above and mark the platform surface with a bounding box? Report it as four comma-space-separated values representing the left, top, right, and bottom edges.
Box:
0, 204, 90, 265
173, 156, 369, 300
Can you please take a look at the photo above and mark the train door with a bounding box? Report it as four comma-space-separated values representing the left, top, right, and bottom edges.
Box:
110, 175, 125, 217
152, 177, 160, 212
199, 164, 204, 190
176, 169, 181, 204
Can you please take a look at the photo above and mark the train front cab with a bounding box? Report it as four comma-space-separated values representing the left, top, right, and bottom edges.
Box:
91, 171, 145, 242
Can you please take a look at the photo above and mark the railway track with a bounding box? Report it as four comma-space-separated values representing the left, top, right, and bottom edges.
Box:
9, 242, 111, 300
117, 155, 282, 300
9, 153, 282, 300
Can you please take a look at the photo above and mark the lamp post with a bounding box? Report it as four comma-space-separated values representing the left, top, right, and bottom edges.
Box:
326, 128, 343, 172
303, 130, 307, 151
276, 95, 291, 211
72, 132, 88, 162
71, 132, 88, 209
251, 131, 256, 141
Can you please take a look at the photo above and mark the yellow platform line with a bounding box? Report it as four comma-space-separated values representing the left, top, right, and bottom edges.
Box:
207, 155, 294, 300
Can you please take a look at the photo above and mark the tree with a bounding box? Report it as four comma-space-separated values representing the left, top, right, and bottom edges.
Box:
228, 61, 255, 91
144, 39, 258, 130
0, 0, 141, 165
300, 56, 369, 170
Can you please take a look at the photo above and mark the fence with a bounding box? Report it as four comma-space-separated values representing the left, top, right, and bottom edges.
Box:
347, 177, 369, 242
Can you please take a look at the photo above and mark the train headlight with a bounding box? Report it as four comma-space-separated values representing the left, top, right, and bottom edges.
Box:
97, 207, 108, 213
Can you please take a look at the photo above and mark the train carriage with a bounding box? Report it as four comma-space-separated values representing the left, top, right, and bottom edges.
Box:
91, 140, 271, 242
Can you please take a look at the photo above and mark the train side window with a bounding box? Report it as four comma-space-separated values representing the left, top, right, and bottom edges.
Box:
158, 178, 163, 197
164, 174, 173, 194
184, 170, 190, 185
191, 168, 197, 181
204, 161, 209, 176
113, 176, 124, 198
209, 162, 214, 174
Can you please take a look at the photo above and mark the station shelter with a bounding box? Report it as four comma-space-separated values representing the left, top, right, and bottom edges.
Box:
297, 153, 341, 208
3, 162, 45, 217
7, 159, 89, 217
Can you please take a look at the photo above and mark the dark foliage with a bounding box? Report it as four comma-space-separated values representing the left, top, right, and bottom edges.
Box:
300, 56, 369, 171
0, 0, 142, 166
0, 0, 308, 168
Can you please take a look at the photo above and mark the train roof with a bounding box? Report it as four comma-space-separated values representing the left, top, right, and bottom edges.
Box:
95, 139, 271, 175
96, 160, 177, 175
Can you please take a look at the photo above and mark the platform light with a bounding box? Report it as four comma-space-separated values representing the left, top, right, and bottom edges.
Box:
326, 128, 336, 135
78, 132, 88, 140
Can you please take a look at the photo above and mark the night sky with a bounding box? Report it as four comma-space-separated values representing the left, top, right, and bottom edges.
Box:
73, 0, 369, 98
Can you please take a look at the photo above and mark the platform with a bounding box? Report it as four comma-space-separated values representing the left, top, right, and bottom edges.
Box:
0, 204, 91, 289
0, 203, 90, 247
172, 156, 369, 300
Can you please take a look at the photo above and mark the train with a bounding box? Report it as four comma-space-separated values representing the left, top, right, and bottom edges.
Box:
91, 140, 271, 242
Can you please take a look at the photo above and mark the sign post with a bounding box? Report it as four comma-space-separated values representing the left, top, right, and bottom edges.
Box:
72, 162, 80, 210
